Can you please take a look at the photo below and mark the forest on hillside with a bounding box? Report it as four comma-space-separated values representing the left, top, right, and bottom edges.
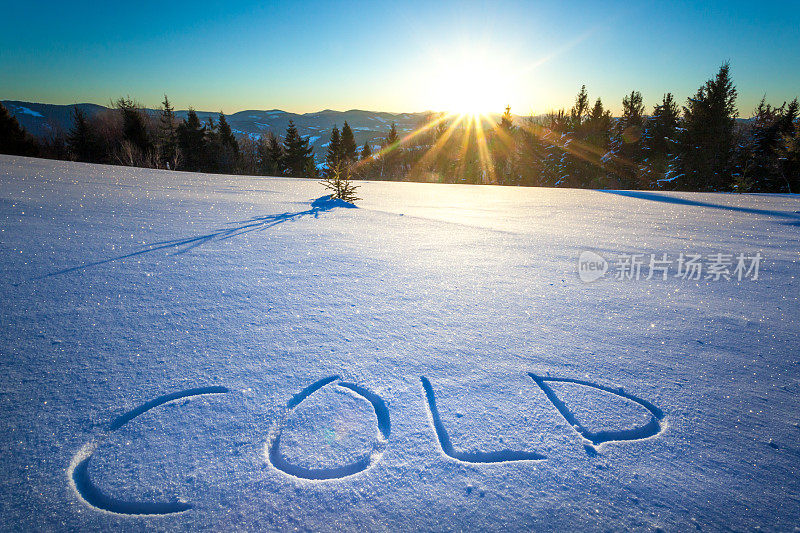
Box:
1, 64, 798, 193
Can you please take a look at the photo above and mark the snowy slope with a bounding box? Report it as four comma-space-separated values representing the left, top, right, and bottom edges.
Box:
1, 155, 799, 531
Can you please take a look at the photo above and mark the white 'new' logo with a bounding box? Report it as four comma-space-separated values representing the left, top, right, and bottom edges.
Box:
578, 251, 608, 282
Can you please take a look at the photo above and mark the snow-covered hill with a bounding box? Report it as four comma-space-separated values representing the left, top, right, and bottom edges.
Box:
1, 155, 799, 531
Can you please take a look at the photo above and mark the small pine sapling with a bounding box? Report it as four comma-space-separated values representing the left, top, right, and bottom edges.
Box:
321, 164, 360, 203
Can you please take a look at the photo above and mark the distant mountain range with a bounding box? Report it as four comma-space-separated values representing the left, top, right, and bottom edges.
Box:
1, 100, 431, 158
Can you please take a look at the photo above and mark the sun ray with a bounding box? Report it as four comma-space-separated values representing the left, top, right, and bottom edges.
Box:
516, 120, 636, 174
351, 112, 451, 174
510, 24, 605, 85
473, 117, 496, 184
485, 112, 515, 157
455, 114, 474, 180
407, 113, 468, 180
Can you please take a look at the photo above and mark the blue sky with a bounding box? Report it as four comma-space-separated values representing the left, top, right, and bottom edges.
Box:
1, 0, 798, 115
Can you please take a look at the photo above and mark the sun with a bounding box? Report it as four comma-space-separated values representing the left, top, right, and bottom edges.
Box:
425, 46, 515, 117
446, 76, 501, 116
430, 63, 504, 116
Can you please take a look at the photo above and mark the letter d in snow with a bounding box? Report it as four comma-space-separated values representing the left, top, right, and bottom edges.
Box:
578, 251, 608, 283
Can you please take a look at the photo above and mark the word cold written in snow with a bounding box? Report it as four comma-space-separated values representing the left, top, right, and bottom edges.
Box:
68, 373, 665, 516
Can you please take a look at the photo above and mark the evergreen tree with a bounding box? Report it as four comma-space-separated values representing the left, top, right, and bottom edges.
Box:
216, 113, 239, 173
217, 113, 238, 155
0, 103, 38, 156
176, 109, 206, 172
739, 97, 798, 192
282, 120, 314, 177
340, 121, 358, 166
680, 63, 739, 190
642, 93, 681, 188
540, 110, 569, 186
385, 122, 399, 146
431, 114, 453, 181
498, 105, 515, 133
268, 132, 283, 175
204, 116, 221, 172
777, 99, 800, 193
381, 123, 400, 179
236, 136, 259, 175
304, 156, 320, 180
435, 123, 455, 182
257, 132, 283, 176
586, 98, 612, 151
493, 105, 516, 184
158, 95, 178, 169
38, 121, 69, 160
612, 90, 646, 188
204, 116, 217, 141
516, 115, 548, 186
255, 135, 270, 175
354, 141, 374, 179
325, 125, 342, 176
434, 116, 448, 141
570, 85, 590, 131
360, 141, 372, 160
584, 97, 614, 186
321, 166, 360, 203
115, 97, 153, 166
67, 107, 101, 162
621, 91, 645, 126
562, 86, 598, 187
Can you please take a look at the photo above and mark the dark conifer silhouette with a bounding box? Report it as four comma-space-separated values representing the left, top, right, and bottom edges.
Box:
642, 93, 681, 188
681, 63, 738, 190
360, 141, 372, 160
613, 90, 646, 188
177, 109, 206, 172
380, 123, 400, 179
739, 97, 798, 192
257, 132, 283, 176
158, 95, 178, 169
493, 106, 516, 184
570, 85, 590, 130
217, 113, 238, 155
215, 113, 239, 173
325, 125, 342, 177
114, 97, 153, 166
0, 103, 39, 156
340, 121, 358, 167
777, 99, 800, 193
282, 121, 314, 178
67, 107, 101, 162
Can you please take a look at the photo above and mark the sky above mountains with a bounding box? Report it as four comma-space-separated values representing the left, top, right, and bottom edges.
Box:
1, 0, 799, 116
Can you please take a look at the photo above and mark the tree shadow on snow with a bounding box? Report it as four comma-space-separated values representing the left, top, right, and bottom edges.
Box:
29, 196, 354, 282
598, 190, 800, 223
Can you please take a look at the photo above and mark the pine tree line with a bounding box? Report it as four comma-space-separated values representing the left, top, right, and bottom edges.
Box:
395, 63, 800, 193
1, 63, 798, 192
0, 96, 319, 178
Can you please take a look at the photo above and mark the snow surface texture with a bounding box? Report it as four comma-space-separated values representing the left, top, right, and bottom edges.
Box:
1, 154, 799, 531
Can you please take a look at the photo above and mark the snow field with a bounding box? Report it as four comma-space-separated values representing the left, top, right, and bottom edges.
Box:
1, 155, 799, 530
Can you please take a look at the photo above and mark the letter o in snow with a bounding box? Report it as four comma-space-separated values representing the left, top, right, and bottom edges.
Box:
266, 376, 391, 480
